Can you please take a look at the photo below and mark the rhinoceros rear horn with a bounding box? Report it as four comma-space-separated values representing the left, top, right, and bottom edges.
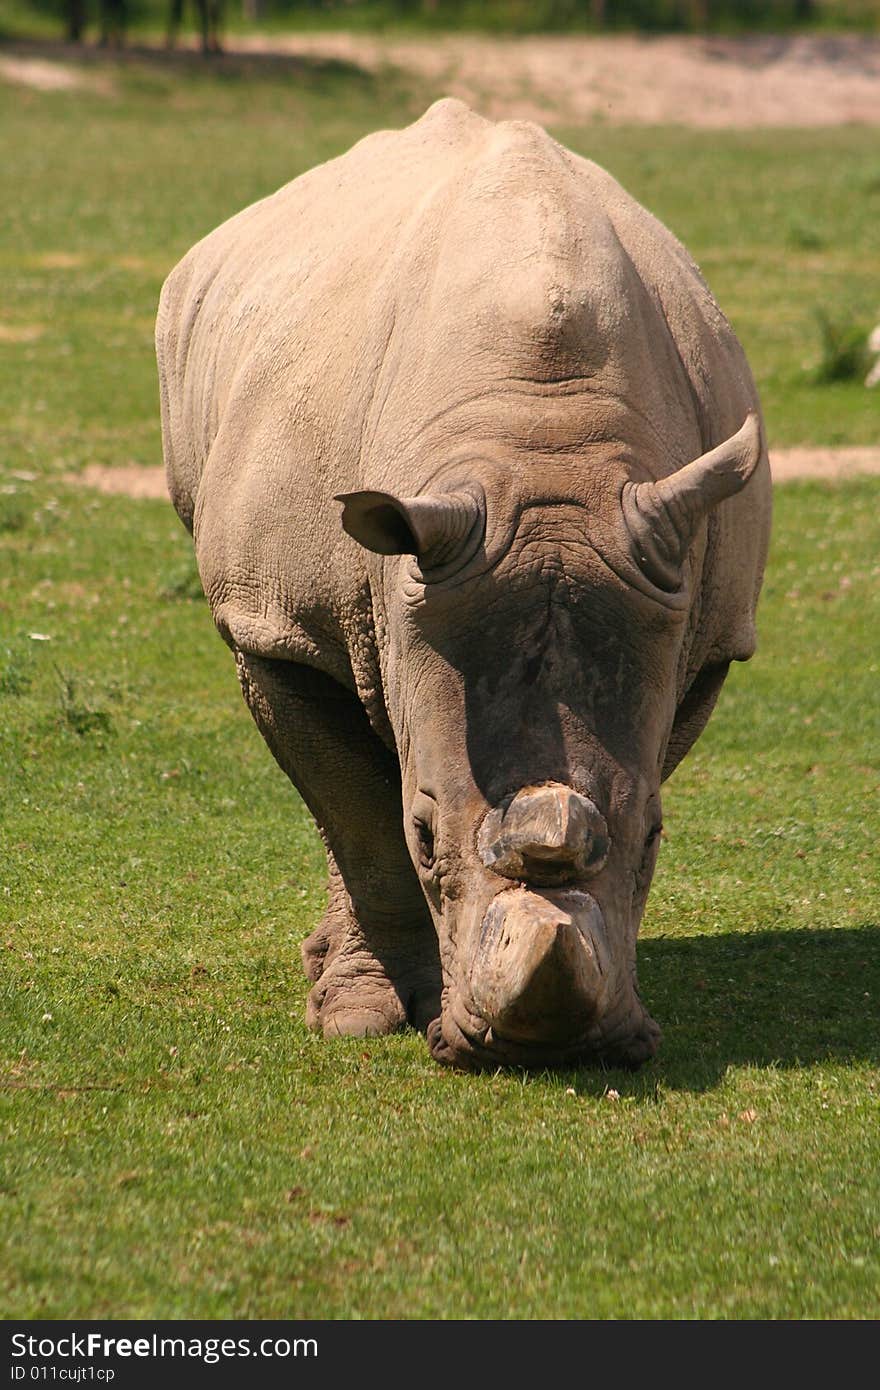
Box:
622, 412, 763, 592
335, 485, 485, 572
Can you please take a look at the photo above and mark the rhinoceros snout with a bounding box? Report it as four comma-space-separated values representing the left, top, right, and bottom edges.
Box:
478, 783, 609, 886
469, 887, 611, 1046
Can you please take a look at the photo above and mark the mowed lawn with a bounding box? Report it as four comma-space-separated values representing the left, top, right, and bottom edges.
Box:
1, 51, 878, 1319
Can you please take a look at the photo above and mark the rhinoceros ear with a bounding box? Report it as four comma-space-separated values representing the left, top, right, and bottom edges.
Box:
622, 412, 763, 592
335, 486, 485, 572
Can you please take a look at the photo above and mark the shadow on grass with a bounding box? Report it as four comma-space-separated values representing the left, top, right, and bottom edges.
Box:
0, 34, 379, 88
587, 925, 880, 1094
425, 925, 879, 1094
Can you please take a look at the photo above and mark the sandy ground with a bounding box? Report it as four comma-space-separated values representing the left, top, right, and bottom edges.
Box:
68, 448, 880, 501
767, 446, 880, 482
0, 53, 114, 94
2, 32, 879, 126
238, 31, 880, 128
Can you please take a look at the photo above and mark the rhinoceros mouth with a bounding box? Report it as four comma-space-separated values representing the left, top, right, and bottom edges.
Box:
423, 884, 661, 1070
425, 993, 661, 1073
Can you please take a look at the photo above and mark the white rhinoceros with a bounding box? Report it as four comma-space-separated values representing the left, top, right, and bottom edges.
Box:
156, 99, 771, 1069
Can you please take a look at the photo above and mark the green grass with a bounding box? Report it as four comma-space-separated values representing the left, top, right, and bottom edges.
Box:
1, 55, 878, 1319
810, 305, 873, 384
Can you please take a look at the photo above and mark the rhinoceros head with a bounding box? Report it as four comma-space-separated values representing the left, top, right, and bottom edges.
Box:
336, 413, 761, 1069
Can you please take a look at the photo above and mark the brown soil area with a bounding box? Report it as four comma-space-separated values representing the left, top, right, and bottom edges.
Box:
0, 53, 114, 94
241, 31, 880, 128
70, 464, 170, 499
3, 33, 879, 127
767, 446, 880, 481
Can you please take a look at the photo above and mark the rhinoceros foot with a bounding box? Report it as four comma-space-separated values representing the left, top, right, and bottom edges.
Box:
305, 940, 441, 1039
302, 904, 408, 1036
301, 866, 441, 1036
306, 958, 410, 1038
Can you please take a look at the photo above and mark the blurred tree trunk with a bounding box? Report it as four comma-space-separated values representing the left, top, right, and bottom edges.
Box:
67, 0, 86, 41
675, 0, 708, 28
99, 0, 127, 47
590, 0, 607, 25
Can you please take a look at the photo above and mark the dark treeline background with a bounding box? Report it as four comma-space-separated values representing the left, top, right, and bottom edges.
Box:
5, 0, 879, 48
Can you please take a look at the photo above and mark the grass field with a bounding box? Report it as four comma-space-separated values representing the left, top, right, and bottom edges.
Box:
1, 53, 878, 1319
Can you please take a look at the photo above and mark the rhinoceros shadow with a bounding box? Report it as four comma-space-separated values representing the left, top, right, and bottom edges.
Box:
596, 924, 880, 1093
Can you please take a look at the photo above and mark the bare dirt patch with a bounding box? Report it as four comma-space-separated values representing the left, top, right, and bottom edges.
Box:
34, 252, 87, 270
66, 449, 880, 502
0, 54, 114, 95
769, 447, 880, 482
239, 32, 880, 128
70, 464, 169, 499
4, 32, 876, 126
0, 323, 44, 343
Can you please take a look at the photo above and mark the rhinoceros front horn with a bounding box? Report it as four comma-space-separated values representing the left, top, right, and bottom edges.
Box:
622, 412, 763, 592
335, 485, 485, 573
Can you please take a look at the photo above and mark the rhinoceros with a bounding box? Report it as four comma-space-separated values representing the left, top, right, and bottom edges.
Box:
156, 98, 771, 1069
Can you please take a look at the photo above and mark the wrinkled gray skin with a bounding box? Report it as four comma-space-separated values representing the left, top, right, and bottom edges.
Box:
157, 99, 771, 1070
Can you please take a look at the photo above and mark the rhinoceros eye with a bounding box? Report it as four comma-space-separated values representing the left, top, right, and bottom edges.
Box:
412, 792, 438, 872
414, 819, 436, 872
635, 814, 663, 890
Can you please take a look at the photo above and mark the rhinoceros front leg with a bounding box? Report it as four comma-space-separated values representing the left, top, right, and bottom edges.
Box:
235, 651, 440, 1038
